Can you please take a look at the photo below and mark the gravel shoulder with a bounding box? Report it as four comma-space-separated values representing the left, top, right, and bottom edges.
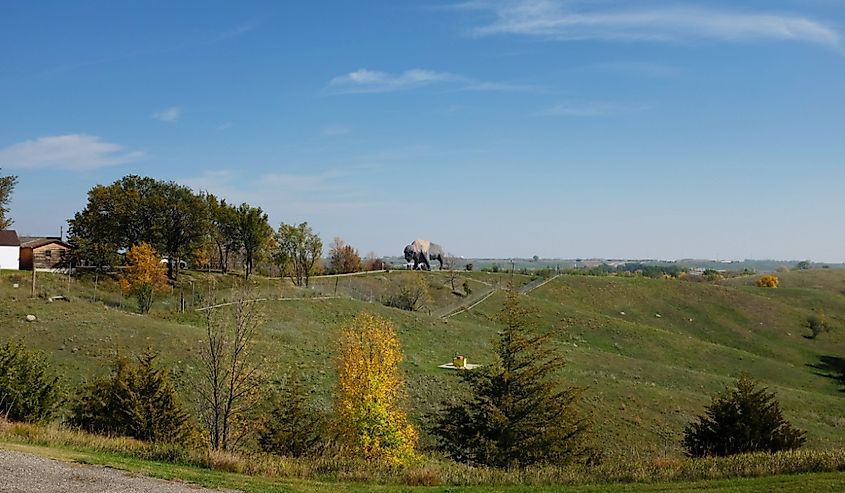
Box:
0, 449, 237, 493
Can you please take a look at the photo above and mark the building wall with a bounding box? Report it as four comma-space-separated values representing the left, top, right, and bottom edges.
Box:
0, 246, 19, 270
31, 244, 72, 270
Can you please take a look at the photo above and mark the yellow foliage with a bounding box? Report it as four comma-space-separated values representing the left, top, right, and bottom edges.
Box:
119, 242, 167, 313
756, 275, 779, 288
335, 311, 420, 465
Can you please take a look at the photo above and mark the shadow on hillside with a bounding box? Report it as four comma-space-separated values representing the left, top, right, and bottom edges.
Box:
808, 356, 845, 392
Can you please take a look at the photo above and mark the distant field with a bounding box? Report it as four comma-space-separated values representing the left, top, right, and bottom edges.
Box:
2, 267, 845, 459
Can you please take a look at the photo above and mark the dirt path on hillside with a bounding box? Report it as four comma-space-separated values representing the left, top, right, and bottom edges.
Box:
0, 449, 236, 493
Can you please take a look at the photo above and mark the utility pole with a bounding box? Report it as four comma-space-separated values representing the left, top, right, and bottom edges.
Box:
31, 267, 36, 298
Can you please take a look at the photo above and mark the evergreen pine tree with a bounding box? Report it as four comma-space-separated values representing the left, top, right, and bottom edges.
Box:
0, 340, 62, 423
683, 374, 806, 457
69, 349, 191, 443
258, 374, 324, 458
433, 290, 592, 468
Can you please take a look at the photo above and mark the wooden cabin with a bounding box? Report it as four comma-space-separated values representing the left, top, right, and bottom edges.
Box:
19, 237, 73, 271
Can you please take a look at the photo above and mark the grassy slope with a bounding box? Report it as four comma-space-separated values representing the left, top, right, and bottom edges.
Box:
2, 269, 845, 458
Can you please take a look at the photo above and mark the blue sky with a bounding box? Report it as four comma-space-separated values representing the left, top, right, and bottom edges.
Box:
2, 0, 844, 261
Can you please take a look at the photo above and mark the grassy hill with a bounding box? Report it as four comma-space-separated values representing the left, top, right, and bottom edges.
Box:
2, 267, 845, 459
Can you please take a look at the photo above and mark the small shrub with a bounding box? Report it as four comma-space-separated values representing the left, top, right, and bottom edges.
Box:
259, 375, 325, 458
68, 349, 192, 443
335, 312, 421, 465
462, 279, 472, 295
0, 340, 62, 423
683, 374, 805, 457
756, 275, 779, 288
806, 311, 830, 339
382, 274, 430, 312
465, 263, 473, 271
119, 242, 167, 313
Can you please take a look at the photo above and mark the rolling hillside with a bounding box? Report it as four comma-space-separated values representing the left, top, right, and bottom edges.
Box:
2, 268, 844, 459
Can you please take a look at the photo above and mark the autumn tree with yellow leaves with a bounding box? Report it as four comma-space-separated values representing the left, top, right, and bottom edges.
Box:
120, 242, 168, 313
335, 312, 420, 465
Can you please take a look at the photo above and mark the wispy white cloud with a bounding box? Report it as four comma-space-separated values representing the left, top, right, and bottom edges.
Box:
151, 106, 182, 122
329, 68, 462, 93
181, 168, 390, 218
455, 0, 841, 49
541, 101, 650, 117
0, 134, 143, 171
328, 68, 536, 94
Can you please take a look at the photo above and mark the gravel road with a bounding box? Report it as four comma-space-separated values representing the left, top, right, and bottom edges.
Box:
0, 449, 237, 493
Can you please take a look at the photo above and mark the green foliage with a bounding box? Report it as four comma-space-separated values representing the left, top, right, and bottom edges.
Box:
0, 340, 62, 423
68, 175, 209, 278
0, 169, 18, 230
258, 375, 325, 458
68, 350, 192, 443
465, 263, 473, 271
274, 222, 323, 286
433, 290, 592, 468
235, 203, 272, 280
462, 279, 472, 295
806, 311, 831, 339
683, 374, 806, 457
797, 261, 812, 270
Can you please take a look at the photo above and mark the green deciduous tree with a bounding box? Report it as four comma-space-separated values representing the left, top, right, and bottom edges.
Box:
683, 374, 806, 457
0, 340, 62, 423
433, 290, 592, 468
205, 194, 240, 274
68, 175, 210, 279
69, 350, 191, 443
0, 169, 18, 230
274, 222, 323, 287
235, 203, 272, 280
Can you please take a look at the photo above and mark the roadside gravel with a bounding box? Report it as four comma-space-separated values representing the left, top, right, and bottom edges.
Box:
0, 449, 237, 493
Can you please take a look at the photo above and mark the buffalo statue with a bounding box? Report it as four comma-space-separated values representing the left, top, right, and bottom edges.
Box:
403, 239, 446, 270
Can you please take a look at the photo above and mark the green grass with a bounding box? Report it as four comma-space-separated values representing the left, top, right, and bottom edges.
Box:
2, 268, 845, 459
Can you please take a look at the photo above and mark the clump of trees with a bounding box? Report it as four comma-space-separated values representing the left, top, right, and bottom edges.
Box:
0, 340, 62, 423
0, 169, 17, 230
275, 222, 323, 287
68, 175, 275, 280
68, 350, 191, 443
119, 242, 168, 313
335, 312, 420, 465
756, 275, 779, 288
329, 237, 361, 274
433, 290, 593, 468
683, 374, 805, 457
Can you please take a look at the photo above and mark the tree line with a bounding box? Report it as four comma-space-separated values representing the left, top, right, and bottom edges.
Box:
67, 174, 381, 283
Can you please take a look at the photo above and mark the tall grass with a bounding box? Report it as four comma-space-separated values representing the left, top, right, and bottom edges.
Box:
3, 419, 845, 487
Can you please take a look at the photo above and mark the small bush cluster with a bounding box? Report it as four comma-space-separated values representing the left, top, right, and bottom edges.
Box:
806, 311, 830, 339
756, 275, 779, 288
683, 375, 805, 457
0, 340, 62, 423
68, 350, 192, 443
